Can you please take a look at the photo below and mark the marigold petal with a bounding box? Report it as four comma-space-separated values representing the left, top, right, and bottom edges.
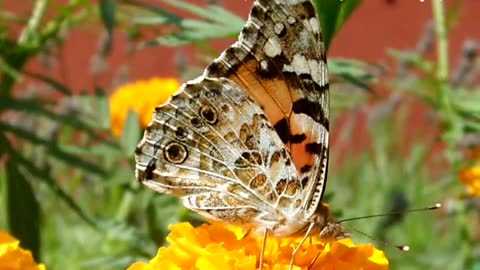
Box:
109, 77, 180, 137
126, 262, 153, 270
459, 165, 480, 196
0, 231, 46, 270
127, 223, 389, 270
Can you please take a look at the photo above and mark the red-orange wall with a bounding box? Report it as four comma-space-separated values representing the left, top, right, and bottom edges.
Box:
5, 0, 480, 94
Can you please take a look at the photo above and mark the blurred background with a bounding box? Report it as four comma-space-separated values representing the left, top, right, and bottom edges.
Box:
1, 0, 479, 269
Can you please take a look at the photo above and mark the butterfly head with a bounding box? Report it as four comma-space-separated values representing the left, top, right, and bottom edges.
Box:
315, 203, 351, 242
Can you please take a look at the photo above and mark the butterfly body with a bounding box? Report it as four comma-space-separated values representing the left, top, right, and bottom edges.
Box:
135, 0, 348, 241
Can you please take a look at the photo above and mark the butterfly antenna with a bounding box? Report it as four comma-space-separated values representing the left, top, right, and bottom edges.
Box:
345, 225, 410, 252
307, 227, 409, 270
338, 203, 441, 223
335, 203, 441, 252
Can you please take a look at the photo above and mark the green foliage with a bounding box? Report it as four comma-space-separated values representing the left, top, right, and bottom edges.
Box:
0, 0, 479, 270
5, 157, 41, 260
123, 0, 244, 47
314, 0, 362, 51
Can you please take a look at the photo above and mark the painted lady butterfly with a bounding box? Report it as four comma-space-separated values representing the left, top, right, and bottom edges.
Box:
135, 0, 349, 265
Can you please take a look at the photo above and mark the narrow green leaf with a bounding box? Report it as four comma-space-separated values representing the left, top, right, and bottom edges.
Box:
314, 0, 341, 52
137, 0, 243, 47
122, 0, 182, 25
0, 97, 111, 143
0, 132, 97, 228
0, 58, 22, 81
99, 0, 116, 54
0, 122, 107, 176
329, 58, 381, 92
334, 0, 362, 33
6, 158, 41, 260
387, 49, 434, 73
120, 110, 141, 157
313, 0, 362, 51
23, 70, 72, 95
96, 89, 112, 130
14, 152, 98, 228
162, 0, 244, 26
133, 16, 168, 25
405, 144, 428, 174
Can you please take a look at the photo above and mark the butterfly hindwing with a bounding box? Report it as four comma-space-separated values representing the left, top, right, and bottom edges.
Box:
135, 77, 303, 228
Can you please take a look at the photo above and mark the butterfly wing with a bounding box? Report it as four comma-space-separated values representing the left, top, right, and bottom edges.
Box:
136, 0, 329, 234
205, 0, 329, 217
135, 77, 302, 229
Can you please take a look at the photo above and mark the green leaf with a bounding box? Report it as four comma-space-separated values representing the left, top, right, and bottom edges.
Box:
96, 88, 112, 130
0, 58, 22, 81
0, 131, 96, 228
0, 122, 107, 176
334, 0, 362, 33
162, 0, 242, 27
135, 0, 243, 47
99, 0, 116, 54
12, 150, 98, 228
313, 0, 362, 51
329, 58, 381, 92
5, 157, 41, 260
133, 16, 168, 25
387, 49, 434, 73
22, 70, 72, 95
120, 110, 141, 157
122, 0, 182, 25
0, 97, 111, 144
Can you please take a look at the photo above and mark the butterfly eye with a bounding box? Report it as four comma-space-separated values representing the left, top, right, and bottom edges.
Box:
199, 105, 218, 125
164, 142, 188, 164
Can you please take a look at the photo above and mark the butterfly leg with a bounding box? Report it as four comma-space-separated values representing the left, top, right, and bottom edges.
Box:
289, 222, 316, 270
308, 251, 322, 270
258, 228, 269, 270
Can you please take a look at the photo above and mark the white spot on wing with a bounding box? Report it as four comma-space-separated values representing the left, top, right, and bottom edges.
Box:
309, 17, 319, 34
291, 54, 309, 74
260, 60, 268, 71
283, 65, 294, 73
287, 16, 296, 25
307, 59, 328, 86
274, 22, 285, 35
282, 54, 328, 86
264, 37, 282, 58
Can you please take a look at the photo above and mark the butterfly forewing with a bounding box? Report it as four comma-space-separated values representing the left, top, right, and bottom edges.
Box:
205, 0, 329, 217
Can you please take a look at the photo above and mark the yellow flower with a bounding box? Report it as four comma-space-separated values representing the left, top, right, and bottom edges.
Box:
109, 78, 180, 137
127, 222, 389, 270
0, 231, 46, 270
459, 165, 480, 196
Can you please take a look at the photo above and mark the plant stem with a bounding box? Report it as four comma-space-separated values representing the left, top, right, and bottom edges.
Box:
432, 0, 448, 81
18, 0, 49, 45
432, 0, 462, 166
116, 190, 134, 221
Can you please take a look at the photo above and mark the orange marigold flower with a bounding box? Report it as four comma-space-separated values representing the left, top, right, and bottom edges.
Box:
0, 231, 46, 270
127, 222, 389, 270
459, 165, 480, 196
109, 78, 180, 136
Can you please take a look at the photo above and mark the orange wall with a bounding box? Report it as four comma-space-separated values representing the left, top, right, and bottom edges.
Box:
5, 0, 480, 94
